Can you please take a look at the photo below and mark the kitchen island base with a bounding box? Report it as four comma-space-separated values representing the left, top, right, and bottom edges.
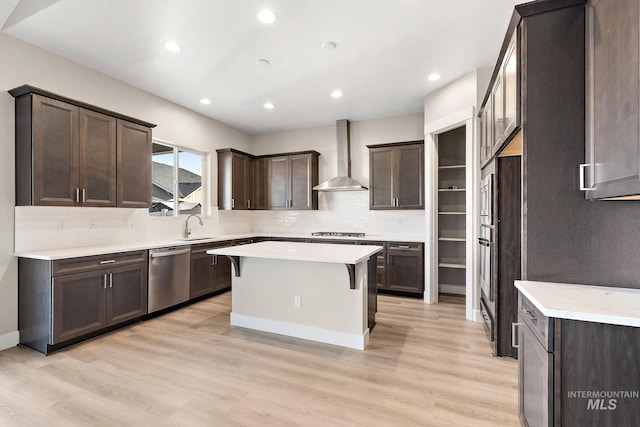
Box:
230, 257, 370, 350
208, 242, 382, 350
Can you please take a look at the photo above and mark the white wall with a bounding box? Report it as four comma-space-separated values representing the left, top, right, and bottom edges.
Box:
250, 113, 425, 237
0, 32, 252, 345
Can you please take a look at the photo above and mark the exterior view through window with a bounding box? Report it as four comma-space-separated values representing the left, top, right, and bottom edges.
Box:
150, 141, 204, 216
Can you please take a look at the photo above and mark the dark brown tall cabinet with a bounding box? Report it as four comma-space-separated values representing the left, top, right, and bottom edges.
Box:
584, 0, 640, 199
10, 85, 154, 208
368, 141, 424, 210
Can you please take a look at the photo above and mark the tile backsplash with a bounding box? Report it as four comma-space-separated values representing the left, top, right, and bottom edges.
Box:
15, 192, 425, 252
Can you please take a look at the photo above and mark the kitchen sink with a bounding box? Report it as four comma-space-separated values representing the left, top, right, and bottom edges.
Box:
178, 236, 217, 242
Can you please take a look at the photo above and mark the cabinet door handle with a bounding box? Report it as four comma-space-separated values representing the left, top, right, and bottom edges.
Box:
75, 188, 80, 203
99, 260, 116, 265
211, 254, 218, 266
231, 198, 235, 208
512, 323, 522, 348
109, 273, 113, 288
579, 163, 595, 191
103, 274, 108, 289
82, 188, 86, 203
247, 200, 251, 209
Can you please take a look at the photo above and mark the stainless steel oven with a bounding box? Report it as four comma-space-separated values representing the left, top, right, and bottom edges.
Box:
480, 174, 493, 225
478, 225, 493, 301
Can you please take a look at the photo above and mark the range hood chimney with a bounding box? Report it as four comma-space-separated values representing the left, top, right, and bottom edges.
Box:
313, 119, 368, 191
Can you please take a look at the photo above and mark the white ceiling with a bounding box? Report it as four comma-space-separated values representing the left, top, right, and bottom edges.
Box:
1, 0, 520, 135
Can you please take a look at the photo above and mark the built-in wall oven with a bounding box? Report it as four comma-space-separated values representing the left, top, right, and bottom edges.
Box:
479, 224, 494, 301
480, 174, 493, 226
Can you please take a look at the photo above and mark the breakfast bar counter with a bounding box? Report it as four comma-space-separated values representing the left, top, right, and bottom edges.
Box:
207, 241, 382, 350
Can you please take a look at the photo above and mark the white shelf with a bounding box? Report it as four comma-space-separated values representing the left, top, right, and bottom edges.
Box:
438, 211, 465, 215
438, 237, 466, 242
438, 258, 466, 269
438, 164, 465, 170
438, 188, 465, 192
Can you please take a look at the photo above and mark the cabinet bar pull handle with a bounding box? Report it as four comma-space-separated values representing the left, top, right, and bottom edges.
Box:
579, 163, 595, 191
211, 254, 218, 266
82, 188, 86, 202
109, 273, 113, 288
99, 260, 116, 264
75, 188, 80, 203
247, 200, 250, 209
231, 198, 235, 208
103, 274, 108, 289
512, 323, 522, 348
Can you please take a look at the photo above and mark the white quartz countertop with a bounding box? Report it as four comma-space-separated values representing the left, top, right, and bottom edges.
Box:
207, 241, 383, 264
515, 280, 640, 327
15, 232, 419, 260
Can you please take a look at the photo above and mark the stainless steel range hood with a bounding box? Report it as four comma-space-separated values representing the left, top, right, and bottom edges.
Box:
313, 119, 368, 191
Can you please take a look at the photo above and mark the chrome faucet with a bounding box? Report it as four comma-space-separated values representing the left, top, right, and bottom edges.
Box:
184, 214, 204, 238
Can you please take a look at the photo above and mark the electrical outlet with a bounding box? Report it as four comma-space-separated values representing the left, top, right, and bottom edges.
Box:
57, 220, 64, 231
294, 295, 302, 308
89, 219, 97, 229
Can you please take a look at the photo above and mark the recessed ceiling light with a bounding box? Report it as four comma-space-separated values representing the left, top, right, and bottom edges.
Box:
322, 42, 337, 51
331, 90, 343, 98
428, 73, 441, 81
200, 98, 211, 105
163, 41, 181, 52
256, 59, 270, 66
257, 9, 277, 24
264, 102, 275, 110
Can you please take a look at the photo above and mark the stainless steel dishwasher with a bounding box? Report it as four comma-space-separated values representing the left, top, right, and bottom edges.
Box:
148, 246, 191, 313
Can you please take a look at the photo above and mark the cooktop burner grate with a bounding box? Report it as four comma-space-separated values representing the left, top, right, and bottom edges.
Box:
311, 231, 366, 238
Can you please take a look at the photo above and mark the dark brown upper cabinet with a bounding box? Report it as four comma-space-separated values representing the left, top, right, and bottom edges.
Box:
217, 149, 255, 210
479, 26, 520, 166
267, 152, 319, 210
10, 85, 155, 208
368, 141, 424, 210
116, 120, 152, 208
584, 0, 640, 199
253, 157, 269, 210
217, 149, 319, 211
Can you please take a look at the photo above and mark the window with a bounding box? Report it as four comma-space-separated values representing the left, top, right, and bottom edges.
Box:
149, 140, 206, 216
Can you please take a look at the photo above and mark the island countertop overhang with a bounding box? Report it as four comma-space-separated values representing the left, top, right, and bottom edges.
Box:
206, 241, 383, 265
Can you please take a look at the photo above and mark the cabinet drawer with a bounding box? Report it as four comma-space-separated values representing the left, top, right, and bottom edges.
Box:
387, 242, 422, 251
53, 250, 148, 276
519, 294, 553, 352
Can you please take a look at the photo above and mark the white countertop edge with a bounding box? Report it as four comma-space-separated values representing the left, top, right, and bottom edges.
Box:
515, 280, 640, 328
15, 232, 420, 260
207, 241, 383, 265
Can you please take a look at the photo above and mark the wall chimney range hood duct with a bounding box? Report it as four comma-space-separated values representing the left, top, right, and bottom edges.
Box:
313, 119, 368, 191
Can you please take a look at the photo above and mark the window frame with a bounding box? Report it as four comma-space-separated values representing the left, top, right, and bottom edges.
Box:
150, 138, 209, 217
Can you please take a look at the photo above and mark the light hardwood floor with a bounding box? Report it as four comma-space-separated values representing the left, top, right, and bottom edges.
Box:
0, 293, 519, 426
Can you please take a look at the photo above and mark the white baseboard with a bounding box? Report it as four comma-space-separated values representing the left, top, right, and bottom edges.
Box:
0, 331, 19, 352
472, 309, 483, 323
439, 284, 466, 295
230, 313, 369, 350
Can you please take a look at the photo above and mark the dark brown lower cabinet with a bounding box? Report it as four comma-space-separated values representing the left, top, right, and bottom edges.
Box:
19, 250, 148, 355
518, 293, 640, 426
190, 241, 233, 299
52, 263, 147, 344
385, 242, 424, 294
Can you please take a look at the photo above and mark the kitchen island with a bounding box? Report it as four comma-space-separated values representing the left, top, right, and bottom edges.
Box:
207, 241, 382, 350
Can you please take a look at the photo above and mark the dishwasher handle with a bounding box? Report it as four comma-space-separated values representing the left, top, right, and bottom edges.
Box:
149, 247, 191, 258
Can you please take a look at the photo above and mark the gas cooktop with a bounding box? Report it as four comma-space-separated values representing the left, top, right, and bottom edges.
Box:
311, 232, 366, 238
